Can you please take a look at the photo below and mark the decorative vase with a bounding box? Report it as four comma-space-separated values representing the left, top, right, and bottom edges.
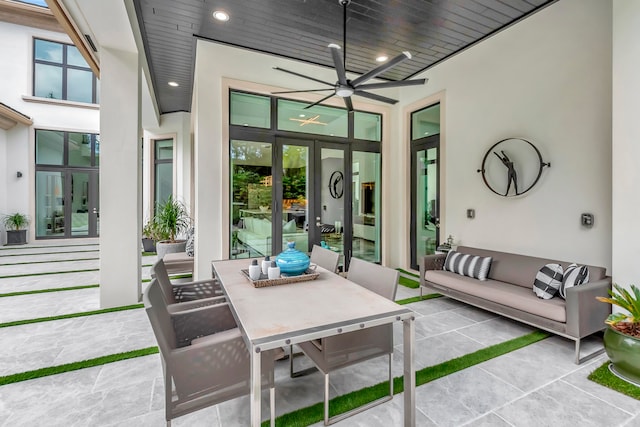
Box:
275, 241, 310, 276
603, 326, 640, 385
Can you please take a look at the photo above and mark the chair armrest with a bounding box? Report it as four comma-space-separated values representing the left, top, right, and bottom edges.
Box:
170, 302, 238, 347
167, 295, 226, 312
419, 254, 446, 287
565, 277, 612, 338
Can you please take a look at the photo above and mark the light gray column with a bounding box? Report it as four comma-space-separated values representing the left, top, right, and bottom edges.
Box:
99, 47, 142, 308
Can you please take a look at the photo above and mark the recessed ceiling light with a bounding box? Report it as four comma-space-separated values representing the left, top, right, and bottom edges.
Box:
213, 10, 229, 21
168, 81, 179, 87
299, 114, 305, 117
376, 55, 388, 63
424, 131, 430, 135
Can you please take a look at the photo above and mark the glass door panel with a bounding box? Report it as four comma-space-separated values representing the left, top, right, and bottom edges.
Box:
70, 171, 89, 236
230, 140, 273, 259
35, 171, 65, 238
317, 146, 345, 264
411, 142, 439, 269
282, 144, 309, 252
352, 151, 381, 263
90, 171, 99, 236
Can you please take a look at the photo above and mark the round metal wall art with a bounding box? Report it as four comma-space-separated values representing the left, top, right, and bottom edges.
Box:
329, 171, 344, 199
477, 138, 550, 197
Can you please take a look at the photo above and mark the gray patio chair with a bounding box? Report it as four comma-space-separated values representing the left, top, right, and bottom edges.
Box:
151, 258, 223, 305
310, 244, 340, 274
296, 257, 399, 425
143, 278, 276, 426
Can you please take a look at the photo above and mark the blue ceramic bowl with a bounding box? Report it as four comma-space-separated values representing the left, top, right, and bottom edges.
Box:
275, 241, 310, 276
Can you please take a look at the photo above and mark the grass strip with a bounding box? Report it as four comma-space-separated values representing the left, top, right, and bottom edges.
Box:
0, 347, 159, 386
396, 268, 420, 278
142, 273, 193, 283
0, 249, 98, 257
398, 275, 420, 289
0, 257, 98, 266
264, 330, 550, 426
0, 303, 144, 329
588, 361, 640, 400
0, 284, 99, 298
0, 269, 98, 279
396, 293, 442, 305
142, 252, 157, 256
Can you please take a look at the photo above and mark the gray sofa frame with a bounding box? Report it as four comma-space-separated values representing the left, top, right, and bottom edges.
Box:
419, 246, 611, 364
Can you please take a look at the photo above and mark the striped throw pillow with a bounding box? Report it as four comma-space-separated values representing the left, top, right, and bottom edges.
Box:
443, 250, 492, 281
533, 264, 563, 299
558, 263, 589, 299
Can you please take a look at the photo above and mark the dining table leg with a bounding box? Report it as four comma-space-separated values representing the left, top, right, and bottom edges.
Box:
250, 347, 261, 426
403, 316, 416, 427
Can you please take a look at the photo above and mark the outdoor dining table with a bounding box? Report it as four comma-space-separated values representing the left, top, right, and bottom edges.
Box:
211, 258, 416, 426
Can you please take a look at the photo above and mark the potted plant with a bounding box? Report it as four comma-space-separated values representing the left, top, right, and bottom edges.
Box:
597, 284, 640, 385
142, 218, 168, 253
154, 196, 190, 259
2, 213, 29, 245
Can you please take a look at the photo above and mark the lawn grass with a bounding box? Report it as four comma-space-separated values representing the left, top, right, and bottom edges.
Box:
398, 275, 420, 289
588, 361, 640, 401
0, 347, 159, 386
264, 330, 550, 426
0, 303, 144, 328
396, 268, 420, 278
0, 284, 99, 298
396, 293, 442, 305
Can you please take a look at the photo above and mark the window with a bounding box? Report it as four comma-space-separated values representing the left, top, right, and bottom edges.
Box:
154, 139, 173, 209
411, 104, 440, 140
33, 38, 98, 103
277, 99, 348, 138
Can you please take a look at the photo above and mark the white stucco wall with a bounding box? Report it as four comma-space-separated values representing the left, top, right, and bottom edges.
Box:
612, 0, 640, 293
394, 0, 612, 271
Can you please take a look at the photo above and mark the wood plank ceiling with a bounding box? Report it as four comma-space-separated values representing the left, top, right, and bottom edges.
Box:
133, 0, 556, 114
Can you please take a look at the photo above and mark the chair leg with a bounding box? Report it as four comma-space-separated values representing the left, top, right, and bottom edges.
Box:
574, 337, 606, 364
270, 386, 275, 427
324, 373, 330, 426
289, 345, 318, 378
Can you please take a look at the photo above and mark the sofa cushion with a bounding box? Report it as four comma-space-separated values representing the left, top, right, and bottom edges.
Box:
533, 264, 563, 299
558, 263, 589, 299
443, 250, 492, 281
424, 270, 566, 322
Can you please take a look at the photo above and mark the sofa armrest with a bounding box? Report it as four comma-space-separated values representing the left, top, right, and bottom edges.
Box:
419, 254, 447, 288
565, 277, 611, 338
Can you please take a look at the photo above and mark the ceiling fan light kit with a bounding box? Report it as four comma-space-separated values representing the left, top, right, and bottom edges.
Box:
272, 0, 427, 112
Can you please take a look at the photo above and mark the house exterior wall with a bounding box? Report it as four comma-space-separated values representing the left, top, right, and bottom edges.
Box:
0, 19, 99, 243
395, 0, 613, 271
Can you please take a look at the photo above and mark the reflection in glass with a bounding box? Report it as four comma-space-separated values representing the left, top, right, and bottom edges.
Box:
155, 163, 173, 208
352, 151, 381, 263
35, 39, 63, 63
415, 148, 438, 260
71, 172, 89, 236
277, 99, 348, 138
230, 140, 273, 259
411, 104, 440, 140
230, 92, 271, 128
94, 135, 100, 166
35, 171, 65, 237
34, 63, 62, 99
68, 133, 92, 167
67, 69, 93, 103
353, 111, 382, 142
67, 45, 89, 67
155, 139, 173, 160
282, 145, 309, 252
320, 148, 344, 264
35, 130, 64, 165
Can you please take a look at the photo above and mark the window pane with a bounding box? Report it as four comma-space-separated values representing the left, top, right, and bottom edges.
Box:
230, 140, 273, 258
282, 145, 309, 252
230, 92, 271, 129
67, 45, 89, 68
94, 135, 100, 166
95, 78, 100, 104
412, 104, 440, 140
35, 39, 62, 63
36, 130, 64, 165
354, 111, 382, 141
67, 68, 93, 103
415, 147, 438, 259
35, 171, 65, 237
34, 63, 62, 99
277, 99, 348, 138
71, 172, 89, 236
352, 151, 381, 263
155, 163, 173, 208
68, 133, 92, 167
155, 139, 173, 160
320, 148, 345, 261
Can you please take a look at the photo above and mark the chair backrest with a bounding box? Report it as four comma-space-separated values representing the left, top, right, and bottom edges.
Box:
143, 278, 177, 354
310, 245, 340, 273
151, 259, 177, 304
347, 257, 399, 301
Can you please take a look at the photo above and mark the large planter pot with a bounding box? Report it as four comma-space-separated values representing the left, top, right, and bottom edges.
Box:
604, 326, 640, 385
6, 230, 27, 245
156, 240, 186, 259
141, 238, 156, 253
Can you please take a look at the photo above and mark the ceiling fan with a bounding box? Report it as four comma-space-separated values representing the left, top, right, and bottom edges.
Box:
272, 0, 427, 112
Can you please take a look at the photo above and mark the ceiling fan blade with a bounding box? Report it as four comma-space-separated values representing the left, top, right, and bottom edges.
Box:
271, 88, 334, 94
353, 90, 398, 105
273, 67, 335, 87
350, 51, 413, 87
304, 93, 336, 110
344, 96, 353, 111
328, 44, 348, 86
356, 78, 427, 91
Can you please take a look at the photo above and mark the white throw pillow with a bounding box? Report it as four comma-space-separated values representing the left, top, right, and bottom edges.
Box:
533, 263, 563, 299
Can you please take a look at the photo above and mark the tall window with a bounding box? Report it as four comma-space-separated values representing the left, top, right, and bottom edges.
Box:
154, 139, 173, 209
33, 38, 99, 103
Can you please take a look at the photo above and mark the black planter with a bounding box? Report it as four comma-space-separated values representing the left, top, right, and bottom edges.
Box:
6, 230, 27, 245
142, 238, 156, 253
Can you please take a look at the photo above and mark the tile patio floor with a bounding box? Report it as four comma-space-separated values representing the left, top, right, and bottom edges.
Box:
0, 241, 638, 426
